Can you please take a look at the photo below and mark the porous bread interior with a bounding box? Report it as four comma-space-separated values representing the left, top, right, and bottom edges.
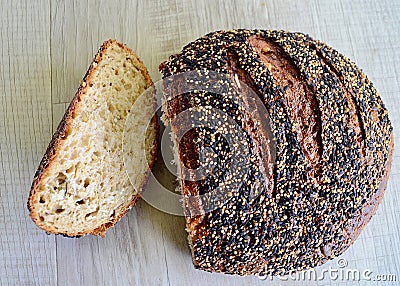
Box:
31, 43, 156, 235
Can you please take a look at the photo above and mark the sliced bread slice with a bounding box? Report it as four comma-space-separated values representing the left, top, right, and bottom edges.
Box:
28, 40, 158, 237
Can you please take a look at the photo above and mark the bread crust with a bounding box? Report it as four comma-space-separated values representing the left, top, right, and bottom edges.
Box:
338, 132, 393, 253
28, 40, 158, 237
160, 30, 394, 275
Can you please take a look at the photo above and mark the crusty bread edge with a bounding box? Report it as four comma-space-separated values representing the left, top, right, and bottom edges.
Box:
28, 39, 159, 237
159, 31, 395, 274
339, 131, 394, 252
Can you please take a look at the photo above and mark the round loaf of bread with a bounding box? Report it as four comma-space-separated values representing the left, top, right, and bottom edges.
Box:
160, 30, 393, 276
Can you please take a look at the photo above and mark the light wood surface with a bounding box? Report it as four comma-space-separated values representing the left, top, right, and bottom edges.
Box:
1, 0, 399, 285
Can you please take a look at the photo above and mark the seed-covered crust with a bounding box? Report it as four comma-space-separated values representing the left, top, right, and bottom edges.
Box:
160, 30, 393, 276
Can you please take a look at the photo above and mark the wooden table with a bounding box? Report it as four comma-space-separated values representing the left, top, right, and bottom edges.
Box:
1, 0, 399, 285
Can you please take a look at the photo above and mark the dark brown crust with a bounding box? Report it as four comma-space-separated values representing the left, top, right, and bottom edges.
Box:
226, 51, 276, 196
28, 40, 158, 237
312, 48, 366, 157
160, 30, 393, 275
340, 132, 393, 252
249, 37, 322, 174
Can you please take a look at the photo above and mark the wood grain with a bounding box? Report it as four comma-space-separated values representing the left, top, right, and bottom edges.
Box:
1, 0, 399, 285
0, 0, 56, 285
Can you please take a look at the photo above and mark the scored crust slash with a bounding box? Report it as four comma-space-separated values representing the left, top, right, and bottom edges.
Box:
159, 29, 393, 276
28, 30, 393, 277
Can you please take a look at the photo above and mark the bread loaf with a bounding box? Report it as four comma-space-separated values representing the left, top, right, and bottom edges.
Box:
160, 30, 393, 275
28, 40, 158, 237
